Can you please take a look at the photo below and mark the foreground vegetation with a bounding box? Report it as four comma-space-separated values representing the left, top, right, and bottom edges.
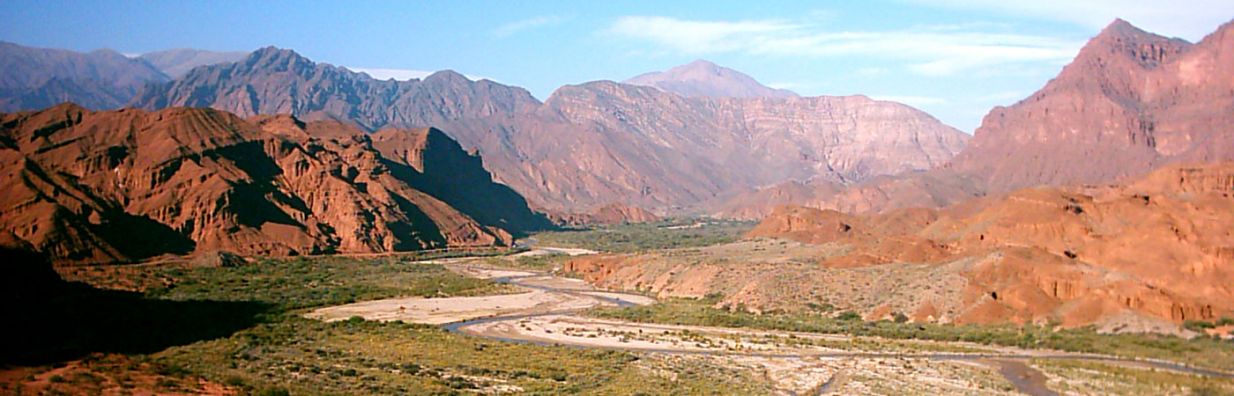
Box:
8, 254, 770, 395
155, 317, 770, 395
143, 255, 517, 310
531, 219, 756, 253
1034, 359, 1234, 395
589, 297, 1234, 372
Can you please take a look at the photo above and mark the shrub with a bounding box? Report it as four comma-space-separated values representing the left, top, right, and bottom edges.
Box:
836, 311, 862, 321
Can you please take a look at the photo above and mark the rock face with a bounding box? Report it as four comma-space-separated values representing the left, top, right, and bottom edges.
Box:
950, 19, 1234, 192
0, 104, 549, 264
446, 83, 967, 213
137, 49, 248, 78
724, 19, 1234, 219
128, 48, 968, 213
0, 42, 169, 111
573, 163, 1234, 329
623, 59, 798, 98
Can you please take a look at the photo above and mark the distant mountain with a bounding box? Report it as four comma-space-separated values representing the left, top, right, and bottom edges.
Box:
129, 47, 541, 131
949, 18, 1234, 191
0, 104, 550, 264
129, 47, 968, 214
441, 83, 967, 212
0, 41, 168, 111
137, 48, 248, 78
624, 60, 798, 98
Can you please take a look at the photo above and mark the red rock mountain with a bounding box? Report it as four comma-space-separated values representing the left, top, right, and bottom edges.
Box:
724, 19, 1234, 219
950, 18, 1234, 191
127, 49, 969, 214
0, 42, 169, 111
623, 59, 799, 98
0, 104, 550, 264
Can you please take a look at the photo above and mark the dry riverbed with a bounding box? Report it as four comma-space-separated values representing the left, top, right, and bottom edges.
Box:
305, 252, 1232, 395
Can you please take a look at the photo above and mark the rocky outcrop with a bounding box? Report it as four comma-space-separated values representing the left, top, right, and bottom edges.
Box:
572, 163, 1234, 329
0, 42, 169, 111
623, 59, 798, 98
0, 104, 548, 264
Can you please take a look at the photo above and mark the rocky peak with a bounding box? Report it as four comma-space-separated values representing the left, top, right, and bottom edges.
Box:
241, 46, 314, 73
1076, 19, 1191, 70
623, 59, 797, 99
424, 69, 471, 83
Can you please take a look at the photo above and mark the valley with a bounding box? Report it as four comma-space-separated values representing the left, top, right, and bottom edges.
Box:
6, 228, 1233, 395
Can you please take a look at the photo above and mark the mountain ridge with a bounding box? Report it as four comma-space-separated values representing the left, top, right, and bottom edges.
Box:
624, 59, 799, 99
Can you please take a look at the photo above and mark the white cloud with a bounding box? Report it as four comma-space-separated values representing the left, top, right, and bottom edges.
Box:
870, 95, 949, 106
605, 16, 1084, 76
910, 0, 1234, 41
494, 15, 570, 37
607, 16, 798, 54
349, 67, 433, 81
766, 82, 800, 90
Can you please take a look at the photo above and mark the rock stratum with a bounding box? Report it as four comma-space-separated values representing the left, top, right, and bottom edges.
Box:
126, 48, 969, 213
0, 104, 551, 264
568, 163, 1234, 330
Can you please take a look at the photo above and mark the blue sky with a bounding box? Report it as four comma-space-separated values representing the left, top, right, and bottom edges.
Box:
2, 1, 1232, 132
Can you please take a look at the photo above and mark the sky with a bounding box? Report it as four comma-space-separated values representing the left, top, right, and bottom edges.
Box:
2, 1, 1232, 132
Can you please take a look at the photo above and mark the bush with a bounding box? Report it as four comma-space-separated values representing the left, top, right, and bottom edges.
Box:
836, 311, 862, 321
1184, 320, 1216, 332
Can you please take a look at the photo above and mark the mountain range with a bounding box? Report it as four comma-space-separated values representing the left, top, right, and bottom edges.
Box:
121, 48, 968, 213
0, 43, 246, 112
2, 18, 1231, 223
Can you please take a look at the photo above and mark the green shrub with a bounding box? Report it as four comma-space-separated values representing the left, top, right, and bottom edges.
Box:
836, 311, 862, 321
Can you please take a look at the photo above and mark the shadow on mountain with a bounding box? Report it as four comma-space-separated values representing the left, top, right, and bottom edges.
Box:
88, 209, 196, 260
0, 247, 269, 366
381, 128, 558, 237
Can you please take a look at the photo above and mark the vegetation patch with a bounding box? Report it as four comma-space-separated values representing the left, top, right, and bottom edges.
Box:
589, 297, 1234, 372
531, 219, 756, 253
